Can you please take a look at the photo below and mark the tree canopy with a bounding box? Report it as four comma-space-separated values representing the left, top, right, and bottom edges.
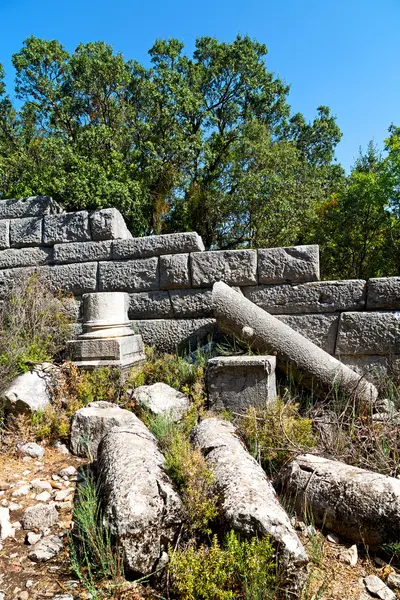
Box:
0, 34, 399, 278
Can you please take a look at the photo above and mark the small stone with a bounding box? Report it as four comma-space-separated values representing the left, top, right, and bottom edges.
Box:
11, 522, 21, 530
54, 489, 74, 502
36, 491, 52, 502
52, 595, 74, 600
364, 575, 396, 600
18, 442, 45, 459
31, 479, 52, 492
18, 591, 29, 600
387, 573, 400, 590
11, 485, 30, 497
53, 442, 70, 455
58, 466, 77, 478
0, 500, 7, 507
26, 532, 42, 545
340, 544, 358, 566
22, 470, 31, 476
28, 534, 63, 562
25, 580, 33, 588
22, 504, 58, 531
0, 592, 5, 600
0, 482, 9, 491
8, 503, 21, 512
327, 533, 340, 544
51, 481, 64, 490
306, 524, 316, 537
0, 508, 14, 541
52, 475, 60, 481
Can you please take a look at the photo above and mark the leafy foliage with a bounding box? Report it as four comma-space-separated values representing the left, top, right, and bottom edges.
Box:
168, 530, 276, 600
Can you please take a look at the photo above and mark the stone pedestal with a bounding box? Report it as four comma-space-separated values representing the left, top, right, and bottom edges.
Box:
207, 355, 277, 413
68, 292, 145, 370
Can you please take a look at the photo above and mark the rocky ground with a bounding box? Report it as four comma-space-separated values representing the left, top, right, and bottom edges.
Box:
0, 440, 398, 600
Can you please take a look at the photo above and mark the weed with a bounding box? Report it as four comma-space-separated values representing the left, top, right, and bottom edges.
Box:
168, 530, 276, 600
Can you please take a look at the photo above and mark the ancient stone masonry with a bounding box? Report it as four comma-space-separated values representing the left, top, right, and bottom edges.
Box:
1, 195, 400, 379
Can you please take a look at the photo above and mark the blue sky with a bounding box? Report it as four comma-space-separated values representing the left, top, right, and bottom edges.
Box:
0, 0, 398, 171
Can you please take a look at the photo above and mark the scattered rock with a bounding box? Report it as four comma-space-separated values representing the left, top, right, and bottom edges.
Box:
58, 466, 77, 478
18, 442, 45, 459
340, 544, 358, 566
70, 401, 144, 459
0, 507, 14, 541
0, 592, 4, 600
28, 534, 63, 562
31, 479, 52, 492
53, 441, 70, 455
133, 382, 190, 421
18, 591, 29, 600
0, 482, 9, 491
26, 531, 42, 545
364, 575, 396, 600
3, 369, 52, 415
36, 491, 52, 502
25, 580, 33, 588
54, 489, 74, 502
11, 485, 30, 497
387, 573, 400, 590
52, 595, 74, 600
22, 504, 58, 531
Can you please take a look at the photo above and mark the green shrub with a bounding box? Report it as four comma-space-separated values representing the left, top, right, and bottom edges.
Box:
239, 399, 316, 476
168, 530, 276, 600
146, 412, 218, 534
0, 273, 73, 389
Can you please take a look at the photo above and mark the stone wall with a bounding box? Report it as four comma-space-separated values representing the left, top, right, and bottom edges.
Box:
1, 196, 399, 380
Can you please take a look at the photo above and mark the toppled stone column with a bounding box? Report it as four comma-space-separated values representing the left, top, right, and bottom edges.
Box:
279, 454, 400, 548
207, 355, 277, 412
212, 281, 378, 404
68, 292, 145, 370
193, 418, 308, 595
97, 422, 182, 574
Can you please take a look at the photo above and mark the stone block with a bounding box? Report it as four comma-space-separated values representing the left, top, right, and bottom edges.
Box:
131, 318, 217, 353
90, 208, 132, 241
258, 245, 319, 284
0, 220, 10, 249
129, 291, 173, 319
0, 196, 63, 219
244, 280, 366, 314
207, 355, 277, 412
0, 266, 34, 300
43, 211, 91, 245
37, 263, 98, 295
170, 289, 213, 318
68, 334, 145, 368
10, 217, 42, 247
0, 247, 52, 270
113, 231, 205, 259
367, 277, 400, 310
339, 355, 395, 383
98, 257, 159, 292
160, 253, 191, 289
336, 311, 400, 355
53, 240, 112, 264
191, 250, 257, 287
276, 314, 339, 354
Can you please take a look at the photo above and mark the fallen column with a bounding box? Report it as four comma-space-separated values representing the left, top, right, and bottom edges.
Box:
97, 421, 182, 575
279, 454, 400, 548
193, 417, 308, 596
212, 281, 378, 404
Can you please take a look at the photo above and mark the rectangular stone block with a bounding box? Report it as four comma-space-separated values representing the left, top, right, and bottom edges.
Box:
43, 211, 91, 245
90, 208, 132, 241
98, 257, 159, 292
0, 220, 10, 250
129, 291, 173, 319
258, 245, 319, 284
10, 217, 42, 247
207, 355, 277, 412
243, 280, 366, 314
37, 263, 98, 295
191, 250, 257, 287
53, 240, 113, 264
113, 231, 205, 260
276, 314, 339, 354
160, 253, 191, 289
69, 335, 142, 360
0, 196, 63, 219
336, 311, 400, 355
170, 289, 213, 318
340, 355, 400, 383
367, 277, 400, 310
131, 318, 217, 353
0, 247, 52, 270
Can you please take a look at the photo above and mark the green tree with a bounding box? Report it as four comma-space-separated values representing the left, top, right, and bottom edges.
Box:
1, 34, 344, 247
